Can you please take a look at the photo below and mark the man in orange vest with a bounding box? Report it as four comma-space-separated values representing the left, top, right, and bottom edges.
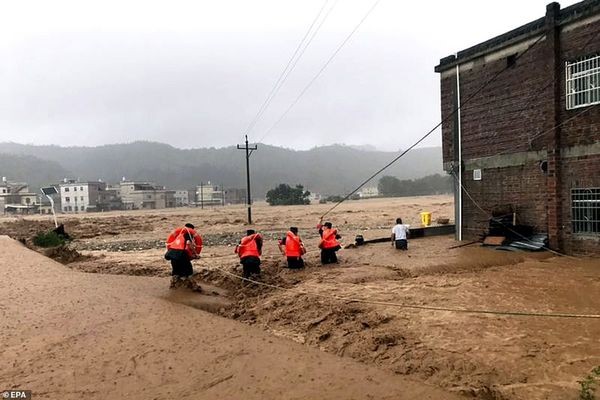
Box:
165, 223, 203, 287
278, 226, 306, 269
235, 229, 263, 278
317, 218, 341, 265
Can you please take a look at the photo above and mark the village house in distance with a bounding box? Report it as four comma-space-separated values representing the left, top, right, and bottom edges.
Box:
0, 177, 40, 214
436, 0, 600, 255
0, 175, 248, 215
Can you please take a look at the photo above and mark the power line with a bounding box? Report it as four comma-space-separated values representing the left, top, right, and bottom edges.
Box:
213, 265, 600, 319
243, 0, 332, 139
319, 31, 549, 218
254, 0, 382, 146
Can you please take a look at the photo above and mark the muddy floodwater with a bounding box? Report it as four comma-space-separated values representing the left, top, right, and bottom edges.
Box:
2, 195, 599, 400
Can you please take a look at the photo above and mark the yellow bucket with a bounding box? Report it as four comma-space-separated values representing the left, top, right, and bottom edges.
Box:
420, 212, 432, 227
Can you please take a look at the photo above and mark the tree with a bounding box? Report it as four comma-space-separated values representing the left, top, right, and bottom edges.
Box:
378, 176, 403, 197
266, 184, 311, 206
378, 174, 452, 197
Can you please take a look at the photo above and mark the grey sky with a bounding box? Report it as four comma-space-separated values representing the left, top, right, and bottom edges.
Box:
0, 0, 579, 151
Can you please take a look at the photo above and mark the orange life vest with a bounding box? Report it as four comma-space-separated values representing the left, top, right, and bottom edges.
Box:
166, 227, 203, 258
285, 231, 305, 257
236, 233, 261, 259
320, 227, 339, 249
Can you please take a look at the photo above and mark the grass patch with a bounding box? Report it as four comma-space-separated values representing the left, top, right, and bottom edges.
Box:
33, 231, 67, 248
579, 366, 600, 400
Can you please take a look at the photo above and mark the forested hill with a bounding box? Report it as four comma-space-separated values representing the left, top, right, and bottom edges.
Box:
0, 141, 443, 197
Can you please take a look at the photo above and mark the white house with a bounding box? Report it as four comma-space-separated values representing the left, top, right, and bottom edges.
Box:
59, 180, 107, 213
195, 182, 223, 207
359, 187, 379, 198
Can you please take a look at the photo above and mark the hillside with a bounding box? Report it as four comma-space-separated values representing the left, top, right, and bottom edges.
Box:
0, 153, 71, 190
0, 141, 443, 196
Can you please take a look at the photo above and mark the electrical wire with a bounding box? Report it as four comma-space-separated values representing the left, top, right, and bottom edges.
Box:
254, 0, 382, 146
243, 0, 334, 139
319, 32, 551, 218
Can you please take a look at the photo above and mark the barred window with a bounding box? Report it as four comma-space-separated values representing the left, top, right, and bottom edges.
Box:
571, 188, 600, 235
566, 54, 600, 109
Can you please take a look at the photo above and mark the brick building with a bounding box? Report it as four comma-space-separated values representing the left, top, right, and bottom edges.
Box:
435, 1, 600, 254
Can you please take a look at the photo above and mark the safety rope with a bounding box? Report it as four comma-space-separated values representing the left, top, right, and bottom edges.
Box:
212, 265, 600, 319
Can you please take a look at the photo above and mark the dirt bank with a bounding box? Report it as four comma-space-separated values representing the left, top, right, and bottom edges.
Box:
0, 236, 460, 400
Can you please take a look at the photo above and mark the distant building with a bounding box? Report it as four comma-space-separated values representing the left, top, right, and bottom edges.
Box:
223, 188, 247, 205
308, 192, 322, 204
174, 190, 190, 207
358, 187, 379, 198
97, 186, 123, 211
195, 182, 224, 206
59, 180, 107, 213
223, 188, 248, 204
165, 190, 176, 208
120, 181, 167, 210
0, 178, 39, 214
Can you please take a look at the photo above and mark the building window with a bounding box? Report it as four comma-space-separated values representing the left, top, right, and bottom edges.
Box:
566, 54, 600, 109
80, 186, 84, 191
572, 188, 600, 235
64, 187, 69, 192
74, 187, 77, 191
81, 196, 84, 201
65, 197, 70, 202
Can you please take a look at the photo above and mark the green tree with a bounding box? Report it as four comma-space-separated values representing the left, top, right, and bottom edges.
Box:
266, 184, 311, 206
378, 174, 452, 197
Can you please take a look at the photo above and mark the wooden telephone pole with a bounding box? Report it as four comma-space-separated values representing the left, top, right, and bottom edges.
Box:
237, 135, 257, 224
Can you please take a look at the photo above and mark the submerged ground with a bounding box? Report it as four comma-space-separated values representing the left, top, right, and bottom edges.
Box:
2, 195, 599, 399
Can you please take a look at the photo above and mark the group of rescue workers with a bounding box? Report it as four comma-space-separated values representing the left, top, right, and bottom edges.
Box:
164, 218, 343, 285
165, 217, 410, 286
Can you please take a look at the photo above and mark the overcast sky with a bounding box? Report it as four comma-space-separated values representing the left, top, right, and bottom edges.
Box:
0, 0, 579, 151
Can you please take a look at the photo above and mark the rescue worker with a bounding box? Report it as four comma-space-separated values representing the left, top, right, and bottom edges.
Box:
165, 223, 203, 287
278, 226, 306, 269
235, 229, 263, 278
317, 218, 341, 264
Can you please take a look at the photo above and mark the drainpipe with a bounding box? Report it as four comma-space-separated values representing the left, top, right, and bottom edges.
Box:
455, 62, 463, 241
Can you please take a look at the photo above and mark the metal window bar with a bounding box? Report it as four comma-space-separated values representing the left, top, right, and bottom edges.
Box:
566, 54, 600, 109
571, 188, 600, 234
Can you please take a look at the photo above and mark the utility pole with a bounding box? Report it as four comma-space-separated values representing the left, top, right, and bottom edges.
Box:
237, 135, 257, 224
200, 182, 204, 209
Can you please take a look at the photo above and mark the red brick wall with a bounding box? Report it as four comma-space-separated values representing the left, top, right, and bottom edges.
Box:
440, 40, 550, 164
438, 15, 600, 254
460, 162, 548, 239
440, 75, 455, 163
560, 154, 600, 255
559, 19, 600, 148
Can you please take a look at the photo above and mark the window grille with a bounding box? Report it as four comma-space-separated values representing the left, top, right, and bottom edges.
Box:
571, 188, 600, 235
566, 54, 600, 109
